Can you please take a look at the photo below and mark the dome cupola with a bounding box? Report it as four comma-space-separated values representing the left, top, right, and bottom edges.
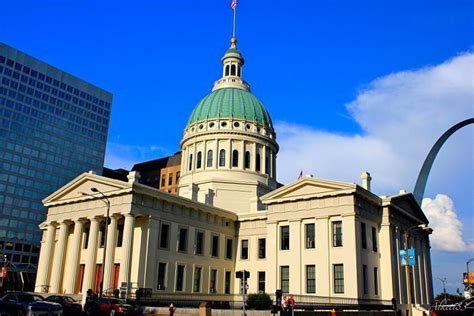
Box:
178, 33, 279, 214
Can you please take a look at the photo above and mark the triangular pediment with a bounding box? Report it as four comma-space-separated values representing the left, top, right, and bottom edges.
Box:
261, 176, 356, 203
43, 172, 131, 205
388, 193, 429, 223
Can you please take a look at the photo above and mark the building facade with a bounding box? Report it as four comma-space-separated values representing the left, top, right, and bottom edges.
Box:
0, 42, 112, 289
35, 35, 433, 313
132, 152, 181, 194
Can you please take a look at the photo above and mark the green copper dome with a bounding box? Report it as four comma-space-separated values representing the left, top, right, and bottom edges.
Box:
187, 88, 273, 128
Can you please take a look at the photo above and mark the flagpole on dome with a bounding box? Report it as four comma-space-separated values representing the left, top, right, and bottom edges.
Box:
231, 0, 237, 42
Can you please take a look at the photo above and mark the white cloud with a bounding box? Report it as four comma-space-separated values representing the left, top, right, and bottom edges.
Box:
422, 194, 474, 252
276, 52, 474, 252
104, 142, 170, 170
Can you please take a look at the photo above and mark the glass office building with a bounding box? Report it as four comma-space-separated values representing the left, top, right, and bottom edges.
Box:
0, 42, 112, 289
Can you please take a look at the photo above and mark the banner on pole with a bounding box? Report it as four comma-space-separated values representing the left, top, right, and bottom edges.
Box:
400, 249, 407, 266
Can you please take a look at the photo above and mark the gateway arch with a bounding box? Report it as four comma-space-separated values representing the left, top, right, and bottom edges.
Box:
413, 118, 474, 205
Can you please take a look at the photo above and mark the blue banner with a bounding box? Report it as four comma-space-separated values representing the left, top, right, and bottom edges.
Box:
400, 249, 407, 266
408, 248, 416, 266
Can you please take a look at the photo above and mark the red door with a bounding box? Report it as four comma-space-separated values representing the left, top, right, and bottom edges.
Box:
113, 264, 120, 290
94, 264, 103, 294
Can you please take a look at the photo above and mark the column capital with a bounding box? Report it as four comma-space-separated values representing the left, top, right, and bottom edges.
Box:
73, 218, 87, 224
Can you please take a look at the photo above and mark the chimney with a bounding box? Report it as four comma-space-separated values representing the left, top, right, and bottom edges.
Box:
127, 171, 141, 184
360, 171, 372, 191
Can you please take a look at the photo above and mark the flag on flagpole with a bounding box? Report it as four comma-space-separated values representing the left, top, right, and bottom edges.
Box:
231, 0, 237, 10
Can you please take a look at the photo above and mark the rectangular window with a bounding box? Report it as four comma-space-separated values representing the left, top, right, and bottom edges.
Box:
258, 238, 266, 259
157, 262, 167, 290
280, 266, 289, 293
176, 171, 180, 183
160, 175, 165, 188
226, 239, 233, 259
211, 235, 219, 257
83, 228, 90, 249
333, 264, 344, 294
178, 228, 188, 252
176, 265, 185, 291
332, 221, 343, 247
258, 271, 265, 293
160, 224, 170, 249
363, 265, 368, 295
374, 267, 379, 295
361, 222, 367, 249
372, 227, 378, 252
195, 231, 204, 255
168, 173, 173, 186
99, 225, 105, 248
210, 269, 217, 293
241, 239, 249, 259
280, 226, 290, 250
306, 265, 316, 293
225, 271, 231, 294
193, 267, 202, 292
305, 223, 315, 249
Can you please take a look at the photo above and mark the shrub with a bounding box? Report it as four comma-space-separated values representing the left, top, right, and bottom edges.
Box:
246, 293, 273, 310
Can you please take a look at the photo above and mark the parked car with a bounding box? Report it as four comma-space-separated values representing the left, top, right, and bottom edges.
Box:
45, 295, 82, 316
84, 297, 112, 316
0, 292, 62, 316
109, 298, 142, 315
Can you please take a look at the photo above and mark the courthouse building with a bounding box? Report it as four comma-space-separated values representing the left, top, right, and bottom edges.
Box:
35, 35, 434, 310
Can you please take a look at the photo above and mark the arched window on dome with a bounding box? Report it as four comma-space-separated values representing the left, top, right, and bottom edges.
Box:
232, 149, 239, 167
196, 151, 202, 169
237, 65, 241, 77
244, 151, 250, 169
188, 154, 193, 171
231, 64, 236, 76
207, 150, 213, 167
219, 149, 226, 167
225, 65, 230, 76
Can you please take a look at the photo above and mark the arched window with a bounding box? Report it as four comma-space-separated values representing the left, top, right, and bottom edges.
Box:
196, 151, 202, 169
256, 153, 261, 172
207, 150, 213, 167
237, 65, 241, 77
225, 65, 230, 76
245, 151, 250, 169
231, 64, 236, 76
219, 149, 226, 167
232, 149, 239, 167
188, 154, 193, 171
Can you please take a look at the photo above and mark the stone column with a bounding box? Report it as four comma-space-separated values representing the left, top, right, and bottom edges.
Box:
82, 217, 100, 295
50, 221, 70, 293
262, 146, 267, 175
102, 215, 118, 292
251, 143, 257, 172
35, 222, 57, 292
119, 214, 136, 295
64, 219, 84, 294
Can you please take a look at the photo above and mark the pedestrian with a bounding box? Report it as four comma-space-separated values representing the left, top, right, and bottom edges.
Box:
169, 303, 176, 316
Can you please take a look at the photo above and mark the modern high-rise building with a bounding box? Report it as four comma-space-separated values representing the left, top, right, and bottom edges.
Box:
0, 42, 112, 290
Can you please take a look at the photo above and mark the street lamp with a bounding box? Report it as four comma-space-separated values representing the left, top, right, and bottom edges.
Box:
437, 277, 447, 303
404, 223, 431, 316
82, 187, 110, 297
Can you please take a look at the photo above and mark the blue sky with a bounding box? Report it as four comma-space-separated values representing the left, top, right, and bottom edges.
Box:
1, 0, 473, 295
